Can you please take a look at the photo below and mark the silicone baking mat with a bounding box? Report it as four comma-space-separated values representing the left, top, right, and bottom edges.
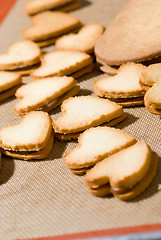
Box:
0, 1, 161, 239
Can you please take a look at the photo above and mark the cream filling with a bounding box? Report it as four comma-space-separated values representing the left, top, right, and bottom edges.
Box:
1, 133, 54, 160
38, 85, 80, 112
89, 152, 157, 197
0, 83, 22, 101
109, 96, 144, 103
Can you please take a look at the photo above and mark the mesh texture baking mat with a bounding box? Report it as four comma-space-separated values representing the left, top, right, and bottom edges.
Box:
0, 0, 161, 239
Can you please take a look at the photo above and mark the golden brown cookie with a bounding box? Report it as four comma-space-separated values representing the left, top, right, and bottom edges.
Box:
25, 0, 81, 16
53, 96, 125, 140
139, 63, 161, 91
95, 0, 161, 66
1, 133, 54, 160
85, 140, 158, 201
0, 71, 22, 101
31, 50, 93, 79
56, 23, 104, 54
0, 40, 41, 72
65, 126, 136, 174
144, 82, 161, 115
94, 63, 146, 106
23, 11, 81, 45
54, 113, 126, 141
0, 111, 52, 152
14, 76, 78, 115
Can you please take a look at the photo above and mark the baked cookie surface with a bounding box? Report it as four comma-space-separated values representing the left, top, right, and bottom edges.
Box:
0, 111, 52, 151
53, 96, 125, 136
0, 71, 22, 101
0, 40, 41, 71
31, 50, 93, 79
65, 126, 136, 174
14, 76, 77, 114
56, 23, 104, 54
140, 63, 161, 90
144, 83, 161, 115
95, 0, 161, 66
85, 140, 158, 201
94, 62, 146, 106
23, 11, 81, 42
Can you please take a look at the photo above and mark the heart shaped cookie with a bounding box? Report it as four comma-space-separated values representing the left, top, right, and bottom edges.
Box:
23, 11, 81, 43
14, 76, 78, 114
94, 62, 146, 106
53, 96, 125, 141
0, 40, 41, 71
65, 126, 136, 175
31, 50, 93, 79
0, 111, 52, 151
85, 140, 158, 200
56, 23, 104, 54
0, 72, 22, 93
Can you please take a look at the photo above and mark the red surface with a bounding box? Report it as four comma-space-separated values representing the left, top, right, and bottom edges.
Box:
0, 0, 17, 24
23, 223, 161, 240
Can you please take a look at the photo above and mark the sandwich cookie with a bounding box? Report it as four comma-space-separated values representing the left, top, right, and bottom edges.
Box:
0, 111, 53, 160
94, 62, 146, 106
85, 140, 158, 201
56, 23, 104, 54
53, 96, 126, 141
144, 82, 161, 115
23, 11, 81, 47
139, 63, 161, 91
31, 50, 93, 79
0, 40, 41, 75
0, 71, 22, 101
65, 126, 136, 175
14, 76, 79, 115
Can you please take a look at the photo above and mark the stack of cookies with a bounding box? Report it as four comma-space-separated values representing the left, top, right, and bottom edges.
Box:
139, 63, 161, 91
64, 126, 136, 174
